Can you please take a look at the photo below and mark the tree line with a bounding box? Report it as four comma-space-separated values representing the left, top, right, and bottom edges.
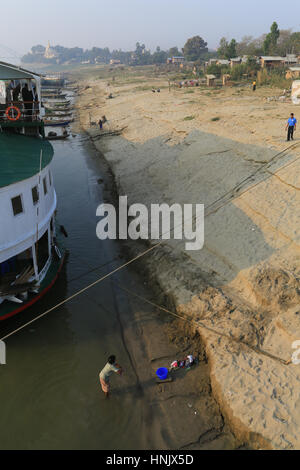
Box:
21, 38, 209, 65
218, 22, 300, 59
22, 22, 300, 66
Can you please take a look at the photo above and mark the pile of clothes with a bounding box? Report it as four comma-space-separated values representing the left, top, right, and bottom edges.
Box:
170, 354, 196, 371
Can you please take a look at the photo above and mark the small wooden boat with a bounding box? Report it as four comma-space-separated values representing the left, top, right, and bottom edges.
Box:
53, 103, 73, 108
46, 134, 70, 141
44, 106, 72, 114
41, 88, 62, 93
42, 89, 65, 94
43, 100, 71, 107
45, 111, 73, 118
48, 100, 72, 107
46, 131, 70, 140
42, 93, 67, 99
43, 119, 73, 127
41, 77, 65, 87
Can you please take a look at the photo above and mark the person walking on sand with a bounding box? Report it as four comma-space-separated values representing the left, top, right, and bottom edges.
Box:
286, 113, 297, 141
99, 355, 123, 399
252, 80, 256, 91
98, 118, 103, 130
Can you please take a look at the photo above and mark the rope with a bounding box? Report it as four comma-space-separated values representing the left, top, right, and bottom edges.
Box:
112, 281, 292, 365
0, 242, 162, 342
1, 142, 299, 352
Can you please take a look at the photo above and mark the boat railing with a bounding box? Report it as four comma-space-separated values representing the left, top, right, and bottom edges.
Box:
0, 101, 42, 123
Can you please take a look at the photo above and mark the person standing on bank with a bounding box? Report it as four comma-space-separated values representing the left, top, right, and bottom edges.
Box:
252, 80, 256, 91
286, 113, 297, 141
99, 355, 123, 398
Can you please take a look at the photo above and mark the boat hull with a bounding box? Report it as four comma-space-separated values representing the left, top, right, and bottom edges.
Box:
44, 120, 72, 127
0, 242, 66, 321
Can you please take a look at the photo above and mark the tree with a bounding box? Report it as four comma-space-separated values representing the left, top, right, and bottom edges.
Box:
217, 37, 229, 58
230, 63, 248, 80
263, 22, 280, 54
183, 36, 208, 61
31, 45, 45, 54
152, 46, 168, 64
276, 30, 300, 55
246, 56, 260, 72
236, 36, 252, 55
290, 32, 300, 53
206, 64, 223, 76
228, 39, 237, 58
168, 46, 180, 57
217, 37, 237, 59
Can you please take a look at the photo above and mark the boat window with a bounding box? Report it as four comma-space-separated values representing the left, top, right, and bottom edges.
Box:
43, 177, 48, 195
11, 195, 23, 216
32, 186, 39, 205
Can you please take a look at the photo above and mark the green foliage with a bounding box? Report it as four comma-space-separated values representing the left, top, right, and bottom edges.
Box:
31, 45, 45, 54
183, 36, 208, 61
230, 63, 249, 80
168, 47, 180, 57
257, 68, 292, 88
152, 46, 169, 64
206, 64, 230, 77
236, 35, 264, 56
218, 37, 228, 58
246, 56, 260, 71
263, 21, 280, 54
236, 26, 300, 57
20, 22, 300, 68
228, 39, 237, 58
217, 37, 237, 59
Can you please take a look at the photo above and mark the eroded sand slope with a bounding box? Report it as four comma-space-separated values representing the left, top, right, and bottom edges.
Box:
77, 76, 300, 449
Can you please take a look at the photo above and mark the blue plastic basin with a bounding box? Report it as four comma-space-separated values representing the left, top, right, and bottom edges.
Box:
156, 367, 168, 381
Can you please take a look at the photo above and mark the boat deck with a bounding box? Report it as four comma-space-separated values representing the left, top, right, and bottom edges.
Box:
0, 133, 53, 188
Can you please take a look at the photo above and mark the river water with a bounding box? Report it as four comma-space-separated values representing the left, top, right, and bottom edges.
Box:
0, 135, 153, 450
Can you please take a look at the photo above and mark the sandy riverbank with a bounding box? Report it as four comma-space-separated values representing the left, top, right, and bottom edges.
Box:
75, 67, 300, 450
75, 107, 242, 449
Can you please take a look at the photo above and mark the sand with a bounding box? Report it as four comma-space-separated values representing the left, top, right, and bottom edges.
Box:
75, 68, 300, 450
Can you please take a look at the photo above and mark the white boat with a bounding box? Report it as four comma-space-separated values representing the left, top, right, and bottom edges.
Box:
0, 133, 66, 320
0, 63, 66, 321
0, 61, 45, 137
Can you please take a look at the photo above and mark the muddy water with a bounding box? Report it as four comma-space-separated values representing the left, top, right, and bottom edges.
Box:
0, 132, 242, 450
0, 135, 157, 450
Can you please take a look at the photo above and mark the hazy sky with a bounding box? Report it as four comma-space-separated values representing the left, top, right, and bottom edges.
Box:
1, 0, 300, 59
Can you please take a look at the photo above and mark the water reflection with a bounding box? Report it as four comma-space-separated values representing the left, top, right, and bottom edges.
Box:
0, 135, 147, 450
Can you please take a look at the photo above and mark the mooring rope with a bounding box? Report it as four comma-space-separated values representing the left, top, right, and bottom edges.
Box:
1, 142, 299, 368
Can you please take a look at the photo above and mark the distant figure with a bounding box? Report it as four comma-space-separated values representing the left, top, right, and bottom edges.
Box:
99, 355, 123, 399
12, 83, 21, 102
157, 88, 161, 93
152, 88, 156, 93
22, 84, 33, 120
33, 86, 39, 116
252, 80, 256, 91
286, 113, 297, 141
98, 119, 103, 130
